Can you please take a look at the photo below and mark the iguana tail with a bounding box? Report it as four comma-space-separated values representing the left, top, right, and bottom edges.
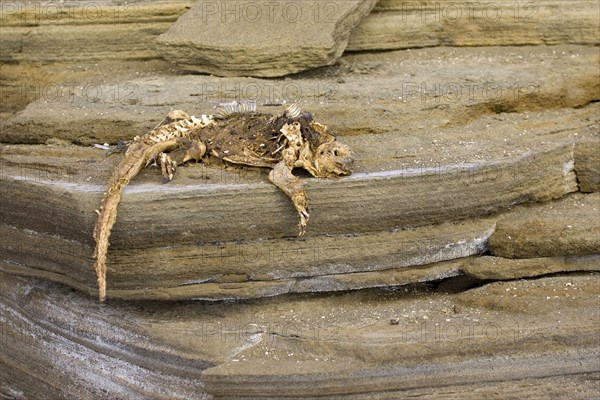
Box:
93, 142, 151, 302
92, 111, 208, 301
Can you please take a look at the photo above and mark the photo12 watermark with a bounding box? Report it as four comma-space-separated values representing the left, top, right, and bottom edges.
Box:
197, 1, 341, 24
1, 1, 141, 24
397, 2, 540, 23
1, 79, 339, 108
1, 81, 140, 106
393, 81, 541, 104
395, 318, 539, 344
193, 81, 339, 104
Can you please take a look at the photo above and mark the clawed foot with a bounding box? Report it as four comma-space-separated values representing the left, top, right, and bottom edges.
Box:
160, 153, 177, 182
298, 208, 309, 236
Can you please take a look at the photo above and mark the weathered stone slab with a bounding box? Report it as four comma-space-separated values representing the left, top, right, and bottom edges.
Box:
2, 45, 598, 145
1, 1, 597, 77
2, 1, 597, 69
156, 0, 378, 77
0, 1, 193, 63
0, 218, 475, 300
462, 254, 600, 280
0, 1, 191, 27
575, 139, 600, 192
0, 132, 578, 300
1, 23, 169, 63
2, 271, 599, 399
489, 192, 600, 258
349, 1, 600, 51
0, 45, 597, 301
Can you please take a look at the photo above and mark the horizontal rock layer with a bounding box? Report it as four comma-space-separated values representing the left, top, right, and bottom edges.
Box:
489, 192, 600, 258
348, 0, 600, 51
2, 271, 598, 398
3, 45, 599, 144
1, 144, 597, 300
0, 1, 192, 62
1, 5, 599, 398
1, 44, 598, 301
462, 254, 600, 280
1, 1, 597, 67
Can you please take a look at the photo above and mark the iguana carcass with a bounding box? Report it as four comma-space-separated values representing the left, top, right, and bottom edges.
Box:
93, 102, 354, 301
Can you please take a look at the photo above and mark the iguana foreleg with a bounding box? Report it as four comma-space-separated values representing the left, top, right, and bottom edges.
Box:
268, 123, 310, 236
159, 138, 207, 182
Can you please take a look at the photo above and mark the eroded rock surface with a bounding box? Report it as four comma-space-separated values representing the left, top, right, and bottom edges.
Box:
1, 271, 598, 399
348, 1, 600, 51
1, 11, 599, 397
0, 131, 589, 300
156, 0, 378, 77
489, 192, 600, 258
462, 254, 600, 280
1, 43, 598, 300
3, 45, 598, 145
575, 139, 600, 192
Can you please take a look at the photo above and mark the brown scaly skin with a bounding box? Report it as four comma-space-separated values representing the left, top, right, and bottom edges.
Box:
93, 103, 354, 302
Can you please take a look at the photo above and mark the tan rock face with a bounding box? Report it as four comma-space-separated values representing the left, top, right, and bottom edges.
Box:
3, 45, 598, 145
0, 118, 588, 300
156, 0, 378, 77
2, 271, 599, 399
1, 4, 599, 394
462, 255, 600, 280
1, 45, 598, 301
349, 1, 600, 51
489, 192, 600, 258
575, 139, 600, 192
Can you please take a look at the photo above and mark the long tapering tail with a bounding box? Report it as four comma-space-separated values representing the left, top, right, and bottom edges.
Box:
92, 110, 207, 301
93, 143, 149, 302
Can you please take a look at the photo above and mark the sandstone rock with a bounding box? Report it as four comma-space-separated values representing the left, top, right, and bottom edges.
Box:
2, 45, 598, 145
348, 1, 600, 51
0, 132, 578, 300
489, 192, 600, 258
575, 139, 600, 192
156, 0, 378, 77
0, 1, 192, 64
1, 3, 598, 396
1, 1, 597, 78
5, 271, 597, 398
0, 0, 192, 116
462, 254, 600, 280
2, 44, 598, 301
0, 211, 476, 300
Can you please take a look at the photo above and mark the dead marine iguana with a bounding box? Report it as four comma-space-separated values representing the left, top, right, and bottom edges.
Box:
93, 101, 354, 302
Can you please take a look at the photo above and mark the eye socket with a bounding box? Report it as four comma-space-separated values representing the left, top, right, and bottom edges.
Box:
333, 150, 339, 156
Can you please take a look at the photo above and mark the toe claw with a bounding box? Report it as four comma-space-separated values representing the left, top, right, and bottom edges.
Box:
298, 210, 309, 236
298, 223, 306, 236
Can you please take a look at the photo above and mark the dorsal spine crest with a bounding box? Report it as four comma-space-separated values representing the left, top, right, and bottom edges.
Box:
143, 115, 214, 145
